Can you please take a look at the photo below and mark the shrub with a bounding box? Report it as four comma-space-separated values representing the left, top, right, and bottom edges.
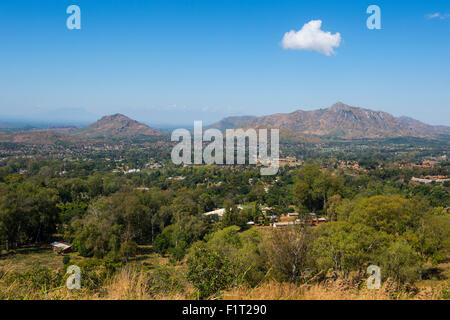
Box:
148, 265, 185, 295
119, 241, 138, 261
379, 241, 421, 284
62, 256, 71, 265
7, 265, 63, 292
65, 259, 118, 291
187, 242, 235, 299
441, 282, 450, 300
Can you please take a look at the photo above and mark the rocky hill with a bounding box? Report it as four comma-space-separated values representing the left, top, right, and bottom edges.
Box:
209, 102, 450, 139
74, 114, 162, 138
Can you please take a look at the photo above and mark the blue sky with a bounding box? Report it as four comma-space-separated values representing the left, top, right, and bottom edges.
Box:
0, 0, 449, 126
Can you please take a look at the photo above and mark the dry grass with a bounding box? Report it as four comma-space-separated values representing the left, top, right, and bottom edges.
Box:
1, 264, 447, 300
100, 270, 444, 300
102, 268, 190, 300
223, 279, 447, 300
0, 262, 91, 300
0, 246, 85, 273
1, 246, 448, 300
0, 265, 192, 300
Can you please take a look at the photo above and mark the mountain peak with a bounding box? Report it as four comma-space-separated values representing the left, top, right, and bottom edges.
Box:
210, 102, 450, 139
99, 113, 131, 121
75, 113, 162, 138
330, 102, 354, 111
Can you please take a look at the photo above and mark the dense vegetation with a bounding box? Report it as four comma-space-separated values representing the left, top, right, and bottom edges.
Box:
0, 140, 449, 299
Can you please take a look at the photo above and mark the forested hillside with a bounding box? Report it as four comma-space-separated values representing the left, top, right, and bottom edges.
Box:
0, 141, 449, 300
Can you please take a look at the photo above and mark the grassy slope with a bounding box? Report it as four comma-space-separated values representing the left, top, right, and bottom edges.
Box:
1, 245, 448, 300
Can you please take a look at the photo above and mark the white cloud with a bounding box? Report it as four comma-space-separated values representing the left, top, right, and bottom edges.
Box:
281, 20, 341, 56
426, 12, 450, 20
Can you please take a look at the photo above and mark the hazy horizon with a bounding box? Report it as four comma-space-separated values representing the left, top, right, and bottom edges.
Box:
1, 101, 449, 130
1, 0, 449, 126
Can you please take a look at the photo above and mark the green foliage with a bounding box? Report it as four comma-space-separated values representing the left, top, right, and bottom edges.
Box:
294, 164, 345, 213
0, 182, 60, 247
67, 189, 175, 260
153, 215, 208, 261
403, 213, 450, 264
348, 195, 426, 235
312, 222, 389, 276
58, 202, 88, 224
6, 265, 63, 291
147, 265, 185, 295
62, 256, 70, 265
441, 282, 450, 300
67, 259, 118, 290
120, 241, 138, 262
0, 150, 448, 297
263, 226, 314, 283
187, 242, 235, 299
326, 194, 342, 222
153, 225, 175, 254
187, 227, 265, 298
221, 202, 248, 228
378, 241, 421, 284
319, 195, 446, 282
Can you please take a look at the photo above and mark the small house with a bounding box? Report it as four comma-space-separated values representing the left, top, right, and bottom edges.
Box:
50, 241, 72, 254
204, 208, 226, 218
272, 222, 295, 228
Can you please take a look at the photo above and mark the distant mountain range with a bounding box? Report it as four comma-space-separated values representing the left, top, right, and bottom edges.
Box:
0, 103, 449, 144
0, 114, 162, 144
210, 102, 450, 139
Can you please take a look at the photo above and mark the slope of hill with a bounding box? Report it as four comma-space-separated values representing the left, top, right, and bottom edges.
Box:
31, 126, 78, 134
207, 116, 257, 130
74, 114, 162, 138
0, 131, 82, 144
209, 102, 450, 139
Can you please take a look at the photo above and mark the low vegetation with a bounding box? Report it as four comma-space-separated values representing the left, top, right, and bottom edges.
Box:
0, 141, 449, 300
